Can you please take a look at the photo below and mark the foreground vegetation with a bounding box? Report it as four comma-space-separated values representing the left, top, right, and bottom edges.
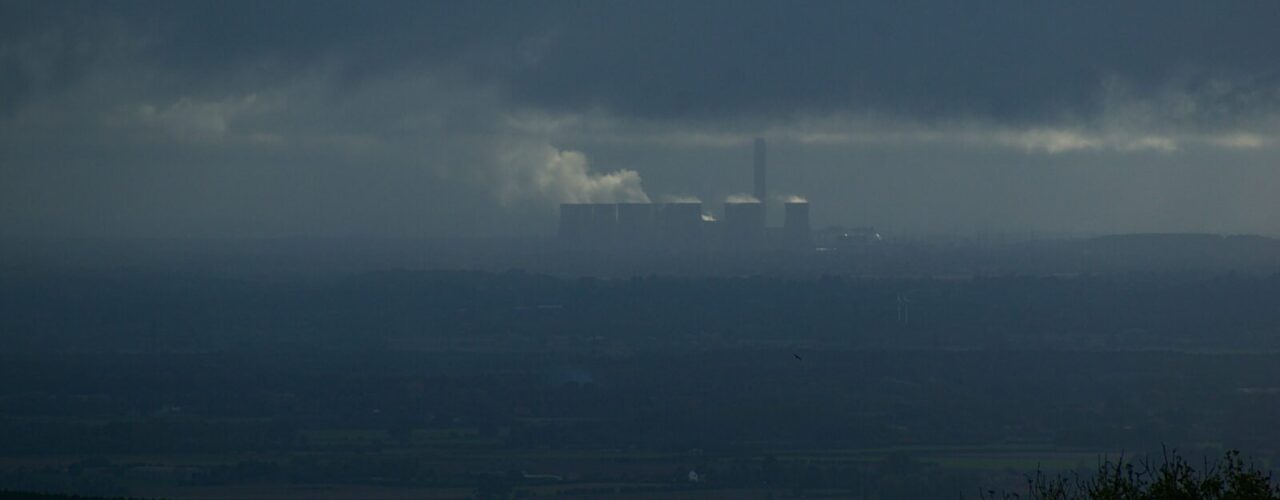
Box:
984, 450, 1279, 499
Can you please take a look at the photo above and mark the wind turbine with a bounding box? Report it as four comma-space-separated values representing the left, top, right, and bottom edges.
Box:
896, 294, 911, 325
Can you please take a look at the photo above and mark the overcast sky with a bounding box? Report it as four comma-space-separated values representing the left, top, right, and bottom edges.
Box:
2, 1, 1279, 238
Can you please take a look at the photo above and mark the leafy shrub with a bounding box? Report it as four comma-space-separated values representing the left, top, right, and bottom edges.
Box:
982, 449, 1279, 500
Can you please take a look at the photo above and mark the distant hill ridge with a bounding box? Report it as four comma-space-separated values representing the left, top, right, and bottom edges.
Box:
1084, 233, 1280, 270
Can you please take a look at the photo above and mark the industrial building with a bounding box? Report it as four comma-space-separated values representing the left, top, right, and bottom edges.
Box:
557, 138, 814, 251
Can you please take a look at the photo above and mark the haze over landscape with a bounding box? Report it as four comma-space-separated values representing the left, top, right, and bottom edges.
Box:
2, 2, 1280, 500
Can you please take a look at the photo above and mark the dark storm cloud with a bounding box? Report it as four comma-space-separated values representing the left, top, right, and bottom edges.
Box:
509, 1, 1280, 121
5, 1, 1279, 122
0, 1, 545, 115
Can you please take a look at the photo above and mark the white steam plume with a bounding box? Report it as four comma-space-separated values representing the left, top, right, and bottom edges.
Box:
660, 194, 702, 203
725, 193, 761, 203
779, 194, 808, 203
495, 142, 649, 204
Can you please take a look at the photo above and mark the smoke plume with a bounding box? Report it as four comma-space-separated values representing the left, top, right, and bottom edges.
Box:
495, 142, 650, 205
725, 193, 761, 203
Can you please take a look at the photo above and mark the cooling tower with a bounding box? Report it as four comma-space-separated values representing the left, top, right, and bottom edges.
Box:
616, 202, 659, 245
558, 203, 593, 241
660, 202, 703, 245
783, 201, 812, 248
587, 203, 618, 241
723, 201, 765, 246
559, 203, 617, 245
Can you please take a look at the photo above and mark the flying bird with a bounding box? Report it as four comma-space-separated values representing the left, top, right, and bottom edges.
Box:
793, 353, 803, 362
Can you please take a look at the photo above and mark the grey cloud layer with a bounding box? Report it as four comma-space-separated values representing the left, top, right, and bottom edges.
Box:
6, 1, 1280, 122
0, 26, 651, 237
3, 1, 1280, 238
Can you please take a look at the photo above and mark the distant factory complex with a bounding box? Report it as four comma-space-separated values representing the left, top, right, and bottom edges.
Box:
559, 138, 813, 250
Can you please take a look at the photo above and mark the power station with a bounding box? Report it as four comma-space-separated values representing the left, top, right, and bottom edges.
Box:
558, 138, 812, 250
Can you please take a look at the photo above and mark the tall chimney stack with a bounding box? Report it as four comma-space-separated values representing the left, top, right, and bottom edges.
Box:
752, 138, 766, 204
